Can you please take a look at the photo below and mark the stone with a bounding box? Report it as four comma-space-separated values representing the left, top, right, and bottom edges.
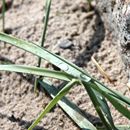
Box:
58, 38, 74, 49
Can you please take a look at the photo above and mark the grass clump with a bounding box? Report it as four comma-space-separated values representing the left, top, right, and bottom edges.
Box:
0, 0, 130, 130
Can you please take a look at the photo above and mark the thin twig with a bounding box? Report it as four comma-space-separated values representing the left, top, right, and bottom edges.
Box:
91, 56, 112, 83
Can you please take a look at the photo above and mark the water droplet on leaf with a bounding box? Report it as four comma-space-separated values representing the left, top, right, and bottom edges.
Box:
80, 74, 91, 82
58, 63, 69, 71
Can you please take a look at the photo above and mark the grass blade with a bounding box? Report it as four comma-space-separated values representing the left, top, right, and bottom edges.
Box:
83, 82, 116, 126
28, 79, 78, 130
101, 89, 130, 120
2, 0, 5, 32
0, 64, 74, 81
35, 0, 52, 93
38, 80, 130, 130
0, 32, 91, 82
86, 81, 130, 120
92, 81, 130, 107
97, 125, 130, 130
1, 32, 130, 107
84, 83, 116, 130
38, 0, 52, 67
1, 33, 130, 119
39, 79, 97, 130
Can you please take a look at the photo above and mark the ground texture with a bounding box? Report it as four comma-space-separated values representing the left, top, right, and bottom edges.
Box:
0, 0, 130, 130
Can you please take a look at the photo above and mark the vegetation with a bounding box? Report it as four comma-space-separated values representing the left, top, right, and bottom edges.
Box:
0, 0, 130, 130
2, 0, 5, 32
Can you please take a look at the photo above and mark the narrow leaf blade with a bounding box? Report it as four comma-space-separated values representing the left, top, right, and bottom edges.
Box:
28, 79, 77, 130
40, 79, 97, 130
0, 64, 74, 81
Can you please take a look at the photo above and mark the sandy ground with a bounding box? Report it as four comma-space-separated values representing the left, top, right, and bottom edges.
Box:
0, 0, 130, 130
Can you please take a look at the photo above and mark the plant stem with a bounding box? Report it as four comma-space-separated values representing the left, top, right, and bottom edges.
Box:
2, 0, 6, 32
28, 79, 77, 130
38, 0, 52, 67
34, 0, 52, 93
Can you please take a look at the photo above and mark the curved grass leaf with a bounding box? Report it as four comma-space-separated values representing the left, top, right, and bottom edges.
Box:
93, 81, 130, 107
86, 81, 130, 120
0, 32, 91, 82
1, 33, 130, 124
0, 32, 130, 106
84, 83, 116, 130
97, 125, 130, 130
40, 79, 97, 130
102, 90, 130, 120
0, 64, 74, 81
28, 79, 78, 130
40, 80, 130, 130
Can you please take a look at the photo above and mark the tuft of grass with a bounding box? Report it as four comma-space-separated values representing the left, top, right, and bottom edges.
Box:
1, 32, 130, 130
0, 1, 130, 130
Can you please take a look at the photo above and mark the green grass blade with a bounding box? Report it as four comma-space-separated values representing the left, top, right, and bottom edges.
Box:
28, 79, 78, 130
84, 83, 116, 130
1, 32, 130, 107
97, 125, 130, 130
92, 81, 130, 107
39, 79, 97, 130
83, 82, 116, 127
41, 0, 52, 45
35, 0, 52, 93
38, 0, 52, 67
0, 32, 91, 82
102, 90, 130, 120
2, 0, 5, 32
1, 33, 130, 118
86, 81, 130, 120
0, 64, 74, 81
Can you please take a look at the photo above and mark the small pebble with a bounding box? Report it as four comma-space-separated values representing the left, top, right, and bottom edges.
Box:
58, 39, 74, 49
